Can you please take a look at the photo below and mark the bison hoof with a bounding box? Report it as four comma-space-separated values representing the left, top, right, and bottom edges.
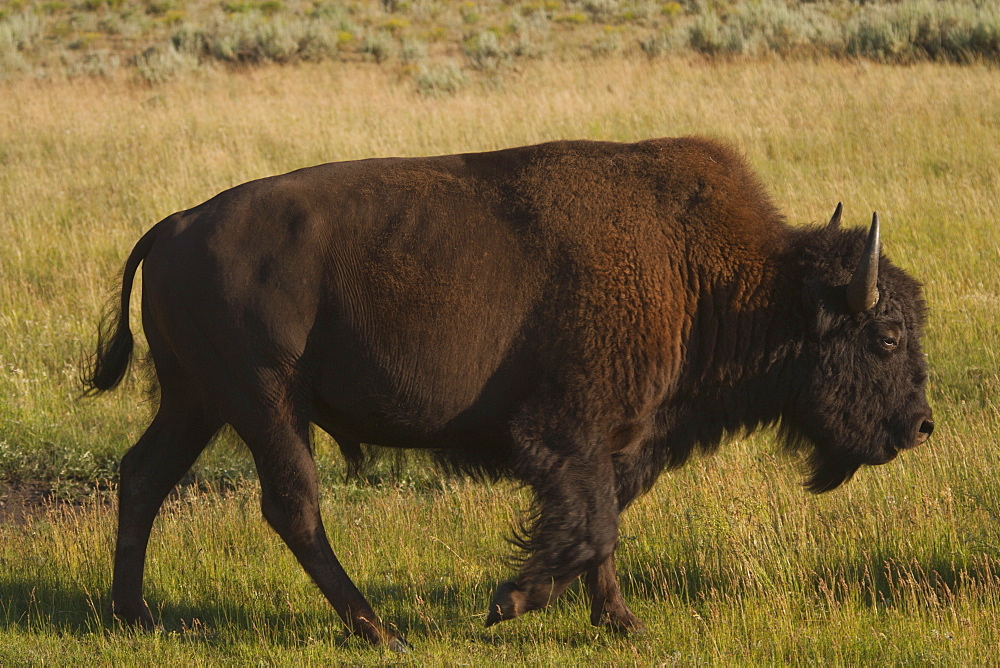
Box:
386, 635, 412, 653
111, 602, 158, 631
598, 613, 646, 636
352, 622, 411, 652
485, 581, 527, 627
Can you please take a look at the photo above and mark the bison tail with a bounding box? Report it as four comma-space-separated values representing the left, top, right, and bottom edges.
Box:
83, 226, 158, 395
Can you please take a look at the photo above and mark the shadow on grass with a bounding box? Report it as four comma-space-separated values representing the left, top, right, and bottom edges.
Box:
0, 574, 620, 649
4, 547, 997, 648
0, 576, 485, 648
615, 547, 1000, 613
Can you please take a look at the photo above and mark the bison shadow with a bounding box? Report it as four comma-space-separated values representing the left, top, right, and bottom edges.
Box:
0, 577, 465, 647
0, 549, 983, 644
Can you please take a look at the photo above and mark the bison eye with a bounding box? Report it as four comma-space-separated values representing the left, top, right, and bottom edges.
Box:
874, 323, 903, 353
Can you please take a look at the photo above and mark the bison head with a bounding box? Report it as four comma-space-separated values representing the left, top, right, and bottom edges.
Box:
785, 205, 934, 493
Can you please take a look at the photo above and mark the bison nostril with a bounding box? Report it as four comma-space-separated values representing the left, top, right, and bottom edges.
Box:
919, 419, 934, 436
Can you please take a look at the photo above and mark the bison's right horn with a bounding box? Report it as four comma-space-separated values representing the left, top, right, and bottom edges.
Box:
827, 202, 843, 230
846, 212, 880, 313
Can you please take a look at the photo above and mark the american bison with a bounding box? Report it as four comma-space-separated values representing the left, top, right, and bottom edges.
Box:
87, 137, 933, 650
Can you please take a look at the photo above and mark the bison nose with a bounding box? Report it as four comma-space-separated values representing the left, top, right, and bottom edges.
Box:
915, 418, 934, 446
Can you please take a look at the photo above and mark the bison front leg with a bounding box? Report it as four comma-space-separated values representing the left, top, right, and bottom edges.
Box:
583, 556, 645, 634
240, 418, 408, 652
581, 449, 659, 635
485, 445, 620, 627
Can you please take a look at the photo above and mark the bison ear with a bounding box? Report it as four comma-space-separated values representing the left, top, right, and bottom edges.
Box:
802, 279, 835, 339
826, 202, 843, 230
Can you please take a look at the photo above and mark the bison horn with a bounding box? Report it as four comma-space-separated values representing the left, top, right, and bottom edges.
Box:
846, 212, 880, 313
827, 202, 843, 230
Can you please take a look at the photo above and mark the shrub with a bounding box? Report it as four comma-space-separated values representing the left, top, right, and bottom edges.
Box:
296, 20, 343, 61
171, 23, 206, 55
400, 36, 428, 63
0, 10, 41, 51
224, 1, 283, 16
252, 19, 300, 61
509, 9, 550, 58
688, 12, 740, 55
361, 30, 395, 62
144, 0, 176, 16
63, 48, 120, 77
553, 11, 588, 25
310, 1, 345, 20
845, 1, 1000, 64
382, 16, 410, 33
591, 25, 622, 56
40, 2, 69, 14
0, 11, 40, 77
582, 0, 619, 22
725, 1, 839, 57
845, 8, 911, 62
464, 29, 507, 71
460, 2, 480, 26
133, 42, 197, 82
640, 26, 684, 58
685, 0, 839, 58
415, 60, 467, 95
661, 2, 682, 18
204, 13, 306, 64
0, 28, 28, 77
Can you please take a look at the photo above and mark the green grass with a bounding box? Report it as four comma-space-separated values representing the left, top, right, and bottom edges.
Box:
1, 56, 999, 662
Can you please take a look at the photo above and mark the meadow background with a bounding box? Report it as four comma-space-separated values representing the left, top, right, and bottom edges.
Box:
2, 0, 1000, 664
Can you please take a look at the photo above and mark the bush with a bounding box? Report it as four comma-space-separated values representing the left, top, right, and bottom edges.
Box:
296, 20, 343, 61
0, 10, 40, 51
640, 25, 686, 58
509, 9, 550, 58
400, 36, 428, 64
688, 12, 740, 55
845, 1, 1000, 64
590, 26, 622, 56
204, 13, 311, 63
361, 30, 395, 63
134, 42, 198, 83
62, 47, 121, 77
0, 11, 41, 77
0, 31, 28, 77
730, 2, 838, 56
464, 30, 507, 71
415, 60, 467, 95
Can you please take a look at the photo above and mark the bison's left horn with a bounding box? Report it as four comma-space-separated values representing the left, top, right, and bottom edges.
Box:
827, 202, 843, 230
846, 212, 880, 313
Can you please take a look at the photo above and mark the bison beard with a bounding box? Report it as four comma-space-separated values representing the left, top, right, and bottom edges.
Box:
86, 137, 933, 649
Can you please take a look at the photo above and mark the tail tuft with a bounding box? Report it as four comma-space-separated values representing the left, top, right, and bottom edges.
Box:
82, 224, 157, 396
82, 303, 135, 395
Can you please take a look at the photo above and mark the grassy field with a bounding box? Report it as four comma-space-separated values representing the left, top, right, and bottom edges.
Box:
1, 55, 999, 663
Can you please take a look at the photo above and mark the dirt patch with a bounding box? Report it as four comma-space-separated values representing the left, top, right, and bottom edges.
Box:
0, 482, 119, 526
0, 482, 56, 526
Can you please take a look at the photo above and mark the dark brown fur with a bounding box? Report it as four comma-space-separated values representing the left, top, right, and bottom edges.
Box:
86, 137, 932, 648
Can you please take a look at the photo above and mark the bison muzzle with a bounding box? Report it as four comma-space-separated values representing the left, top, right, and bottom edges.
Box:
86, 137, 933, 649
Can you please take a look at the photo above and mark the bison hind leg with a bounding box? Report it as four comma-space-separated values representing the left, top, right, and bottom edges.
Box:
112, 395, 222, 628
234, 413, 407, 650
